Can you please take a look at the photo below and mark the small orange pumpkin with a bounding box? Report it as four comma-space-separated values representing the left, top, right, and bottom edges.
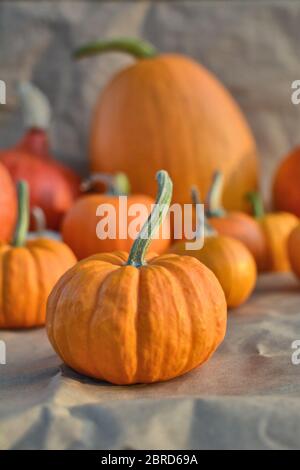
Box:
247, 192, 299, 272
288, 224, 300, 279
62, 173, 170, 260
46, 171, 227, 384
170, 188, 257, 308
0, 181, 76, 329
273, 146, 300, 217
206, 171, 266, 268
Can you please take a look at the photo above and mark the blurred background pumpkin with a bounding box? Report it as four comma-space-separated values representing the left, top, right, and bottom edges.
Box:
75, 37, 258, 212
0, 83, 81, 231
62, 172, 170, 259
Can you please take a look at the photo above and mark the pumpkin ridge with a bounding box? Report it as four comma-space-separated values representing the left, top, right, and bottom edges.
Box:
27, 247, 44, 326
47, 264, 91, 363
152, 257, 199, 372
133, 264, 171, 382
133, 266, 142, 383
56, 262, 119, 376
157, 255, 226, 370
0, 247, 40, 328
86, 265, 121, 380
89, 265, 139, 383
189, 257, 227, 363
47, 263, 83, 359
152, 262, 193, 377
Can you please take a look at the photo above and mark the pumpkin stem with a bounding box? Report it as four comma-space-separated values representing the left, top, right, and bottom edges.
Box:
246, 191, 265, 218
74, 37, 157, 60
31, 206, 47, 234
12, 181, 30, 247
127, 170, 172, 267
17, 82, 51, 130
80, 172, 130, 195
191, 186, 216, 238
206, 171, 226, 217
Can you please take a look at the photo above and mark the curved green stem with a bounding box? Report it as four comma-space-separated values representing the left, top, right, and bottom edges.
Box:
17, 82, 51, 130
246, 191, 265, 218
80, 172, 130, 196
74, 37, 157, 60
12, 181, 29, 247
127, 170, 172, 267
206, 170, 226, 218
191, 186, 216, 238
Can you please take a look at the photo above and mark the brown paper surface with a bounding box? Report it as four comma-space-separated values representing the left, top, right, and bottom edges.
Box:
1, 273, 300, 449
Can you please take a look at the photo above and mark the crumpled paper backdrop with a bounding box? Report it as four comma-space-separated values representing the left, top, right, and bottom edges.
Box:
1, 1, 300, 201
1, 273, 300, 449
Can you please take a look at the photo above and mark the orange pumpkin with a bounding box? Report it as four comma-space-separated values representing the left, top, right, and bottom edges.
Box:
288, 225, 300, 278
0, 181, 76, 329
46, 171, 227, 384
75, 37, 258, 212
273, 146, 300, 217
0, 162, 17, 242
170, 188, 257, 308
247, 192, 299, 272
62, 173, 170, 260
206, 171, 266, 268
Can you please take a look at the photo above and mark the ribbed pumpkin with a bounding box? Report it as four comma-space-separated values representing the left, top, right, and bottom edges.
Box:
170, 188, 257, 308
0, 82, 81, 230
62, 173, 170, 260
248, 192, 299, 272
47, 171, 227, 384
273, 146, 300, 217
206, 171, 266, 268
0, 162, 17, 242
288, 224, 300, 279
0, 182, 76, 329
74, 37, 258, 211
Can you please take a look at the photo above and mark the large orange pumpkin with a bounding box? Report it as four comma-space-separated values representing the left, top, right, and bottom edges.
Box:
206, 171, 266, 268
0, 162, 17, 242
247, 192, 299, 272
62, 173, 170, 260
273, 146, 300, 217
75, 37, 258, 211
0, 181, 76, 329
47, 171, 227, 384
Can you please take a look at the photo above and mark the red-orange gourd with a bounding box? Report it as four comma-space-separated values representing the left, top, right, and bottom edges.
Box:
62, 173, 170, 260
0, 181, 77, 329
170, 188, 257, 308
0, 83, 80, 230
248, 192, 299, 272
0, 162, 17, 242
47, 171, 227, 384
273, 146, 300, 217
206, 171, 266, 268
74, 37, 258, 211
